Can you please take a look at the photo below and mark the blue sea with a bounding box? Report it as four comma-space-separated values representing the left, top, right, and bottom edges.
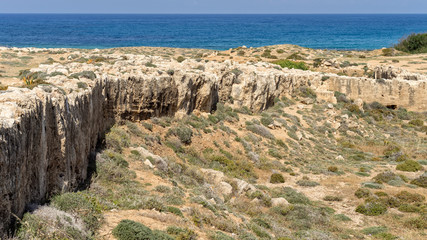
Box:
0, 14, 426, 50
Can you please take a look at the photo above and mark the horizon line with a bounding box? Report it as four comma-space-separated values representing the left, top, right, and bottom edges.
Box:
1, 12, 427, 15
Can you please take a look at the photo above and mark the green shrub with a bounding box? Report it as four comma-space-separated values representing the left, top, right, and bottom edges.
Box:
382, 48, 393, 56
167, 226, 198, 240
362, 226, 388, 235
126, 121, 143, 136
261, 49, 277, 59
246, 124, 275, 139
70, 71, 96, 80
268, 148, 282, 159
396, 160, 423, 172
272, 59, 309, 70
398, 204, 420, 213
373, 171, 400, 184
112, 220, 153, 240
105, 127, 130, 153
17, 210, 88, 240
409, 119, 424, 126
383, 144, 401, 158
177, 56, 186, 63
404, 215, 427, 229
209, 231, 235, 240
51, 192, 103, 232
395, 190, 425, 203
167, 126, 193, 144
355, 188, 371, 198
333, 214, 351, 222
323, 196, 342, 202
295, 86, 317, 99
152, 230, 175, 240
237, 50, 245, 56
286, 52, 305, 60
250, 224, 272, 239
103, 150, 129, 168
166, 206, 184, 217
296, 178, 320, 187
270, 173, 285, 183
355, 201, 387, 216
277, 187, 311, 205
327, 166, 338, 172
362, 182, 384, 189
77, 81, 88, 89
394, 33, 427, 53
145, 62, 157, 68
411, 172, 427, 188
260, 115, 274, 127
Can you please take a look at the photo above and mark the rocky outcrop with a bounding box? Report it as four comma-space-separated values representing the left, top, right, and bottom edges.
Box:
314, 75, 427, 111
374, 65, 426, 81
0, 56, 426, 236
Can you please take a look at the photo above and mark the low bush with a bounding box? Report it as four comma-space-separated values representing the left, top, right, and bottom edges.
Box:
354, 188, 371, 198
260, 115, 274, 127
166, 206, 184, 217
362, 226, 388, 235
404, 215, 427, 229
17, 207, 89, 240
396, 160, 423, 172
296, 178, 320, 187
355, 201, 387, 216
167, 126, 193, 145
69, 71, 96, 80
272, 59, 309, 70
105, 127, 130, 153
246, 124, 275, 139
333, 214, 352, 222
270, 173, 285, 183
398, 204, 420, 213
323, 196, 342, 202
394, 33, 427, 53
395, 190, 425, 203
177, 56, 186, 63
274, 187, 311, 205
362, 182, 384, 189
411, 172, 427, 188
51, 192, 103, 233
295, 86, 317, 99
167, 226, 198, 240
286, 52, 305, 60
112, 219, 153, 240
408, 119, 424, 126
209, 231, 235, 240
373, 171, 401, 184
327, 166, 338, 173
382, 48, 393, 56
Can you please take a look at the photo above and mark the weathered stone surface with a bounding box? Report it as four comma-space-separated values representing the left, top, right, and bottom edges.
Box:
0, 56, 426, 236
271, 197, 289, 207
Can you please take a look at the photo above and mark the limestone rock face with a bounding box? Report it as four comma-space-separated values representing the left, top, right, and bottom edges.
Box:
0, 56, 426, 236
374, 65, 426, 81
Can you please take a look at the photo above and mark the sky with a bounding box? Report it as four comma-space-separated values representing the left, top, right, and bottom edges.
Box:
1, 0, 427, 14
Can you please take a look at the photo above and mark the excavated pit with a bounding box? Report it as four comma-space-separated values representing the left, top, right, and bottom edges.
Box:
0, 65, 427, 236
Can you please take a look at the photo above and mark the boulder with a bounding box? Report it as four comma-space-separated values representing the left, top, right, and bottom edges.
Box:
200, 168, 225, 184
271, 197, 289, 207
218, 182, 233, 197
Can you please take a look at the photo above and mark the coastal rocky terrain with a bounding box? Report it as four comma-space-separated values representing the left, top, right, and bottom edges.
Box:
0, 45, 426, 239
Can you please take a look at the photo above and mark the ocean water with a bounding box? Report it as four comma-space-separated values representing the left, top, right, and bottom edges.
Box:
0, 14, 426, 50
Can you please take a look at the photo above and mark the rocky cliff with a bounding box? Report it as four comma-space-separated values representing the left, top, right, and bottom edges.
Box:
0, 56, 426, 236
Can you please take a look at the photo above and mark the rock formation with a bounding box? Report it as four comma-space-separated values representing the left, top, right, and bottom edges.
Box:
0, 55, 426, 236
